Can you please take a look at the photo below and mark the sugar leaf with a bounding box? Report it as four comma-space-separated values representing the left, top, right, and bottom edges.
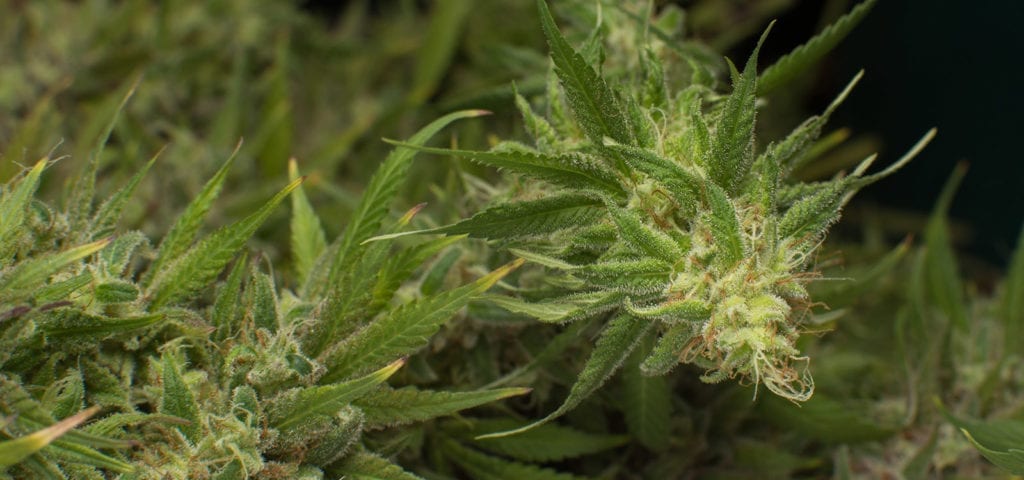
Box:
354, 386, 530, 428
148, 177, 301, 308
759, 0, 877, 95
536, 0, 631, 146
321, 260, 522, 383
478, 313, 651, 439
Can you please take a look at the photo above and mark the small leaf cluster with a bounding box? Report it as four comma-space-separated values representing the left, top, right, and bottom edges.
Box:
0, 107, 526, 478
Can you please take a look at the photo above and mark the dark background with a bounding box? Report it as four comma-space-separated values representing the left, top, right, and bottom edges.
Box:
770, 0, 1024, 266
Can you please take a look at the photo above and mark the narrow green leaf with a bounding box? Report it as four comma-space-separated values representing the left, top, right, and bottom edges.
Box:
923, 164, 968, 330
605, 145, 701, 214
252, 36, 292, 177
624, 298, 711, 324
945, 413, 1024, 475
0, 406, 98, 470
420, 248, 462, 296
709, 23, 772, 192
46, 437, 134, 473
39, 311, 163, 339
98, 231, 148, 277
15, 455, 64, 479
247, 267, 278, 332
374, 194, 603, 242
382, 141, 625, 196
47, 372, 84, 420
536, 0, 631, 146
82, 412, 187, 438
478, 313, 651, 439
759, 0, 877, 95
93, 281, 139, 303
269, 359, 404, 431
847, 129, 937, 192
687, 96, 712, 170
321, 110, 487, 297
623, 332, 672, 451
451, 194, 601, 238
0, 238, 111, 301
577, 259, 673, 294
354, 386, 529, 428
160, 352, 200, 443
90, 147, 162, 238
369, 235, 466, 314
777, 178, 847, 252
443, 439, 585, 480
509, 248, 578, 270
331, 449, 424, 480
0, 159, 46, 261
288, 159, 327, 285
148, 177, 301, 307
1003, 224, 1024, 352
764, 71, 863, 173
212, 253, 247, 340
640, 323, 693, 376
515, 86, 559, 149
606, 204, 683, 264
321, 260, 523, 383
703, 182, 745, 270
69, 77, 139, 228
145, 142, 242, 286
834, 447, 853, 480
467, 418, 628, 462
479, 294, 581, 323
623, 91, 656, 149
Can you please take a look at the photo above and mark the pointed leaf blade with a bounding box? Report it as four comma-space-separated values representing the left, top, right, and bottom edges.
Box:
321, 260, 523, 383
0, 406, 99, 469
354, 386, 530, 428
478, 313, 651, 439
270, 359, 405, 431
145, 142, 242, 285
288, 159, 327, 285
759, 0, 877, 95
148, 177, 301, 307
709, 24, 772, 192
537, 0, 631, 146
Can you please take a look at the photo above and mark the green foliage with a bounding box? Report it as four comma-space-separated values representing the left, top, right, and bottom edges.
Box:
758, 0, 878, 95
536, 0, 630, 146
946, 412, 1024, 475
2, 0, 1017, 478
354, 386, 530, 428
0, 109, 526, 477
0, 407, 99, 471
391, 1, 932, 432
467, 418, 628, 462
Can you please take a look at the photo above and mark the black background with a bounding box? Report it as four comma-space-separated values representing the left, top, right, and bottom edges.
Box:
769, 0, 1023, 266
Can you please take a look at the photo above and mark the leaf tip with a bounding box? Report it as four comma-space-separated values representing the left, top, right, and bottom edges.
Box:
399, 202, 429, 226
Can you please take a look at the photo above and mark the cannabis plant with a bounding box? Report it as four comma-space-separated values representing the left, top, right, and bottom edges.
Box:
797, 167, 1024, 478
0, 103, 533, 478
382, 0, 931, 433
